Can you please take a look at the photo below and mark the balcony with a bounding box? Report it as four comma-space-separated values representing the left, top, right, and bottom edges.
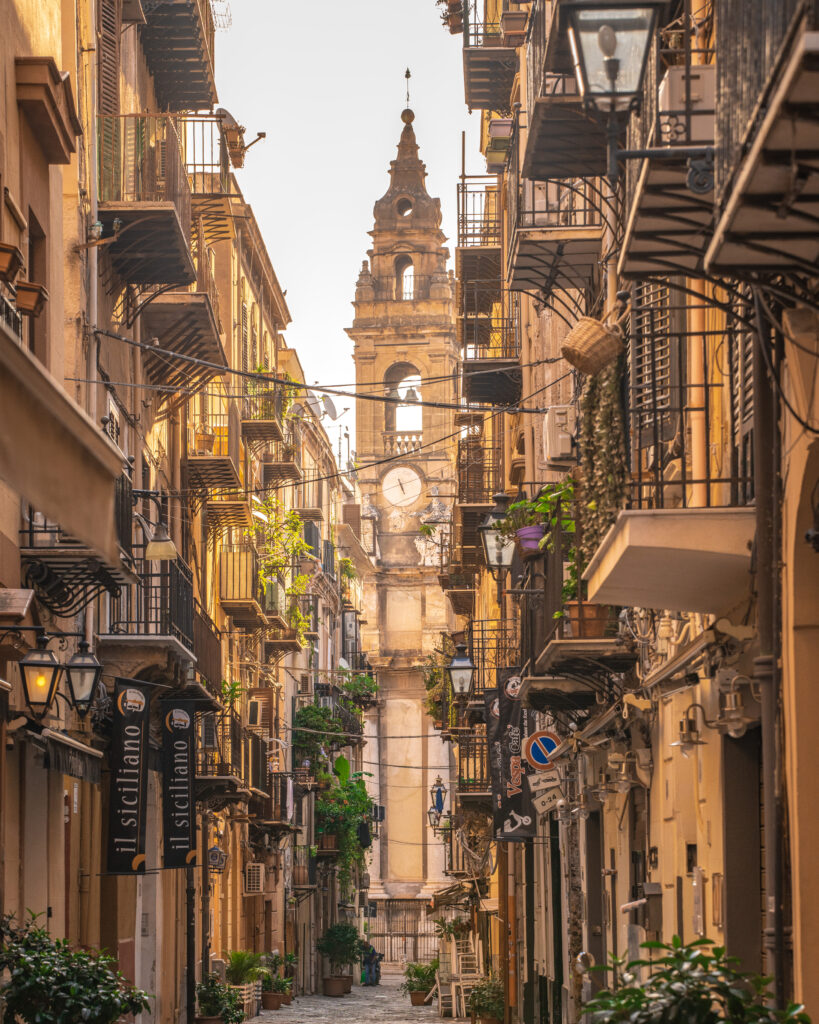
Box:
196, 711, 250, 805
261, 576, 288, 630
462, 0, 518, 112
456, 732, 491, 802
506, 145, 603, 295
261, 432, 302, 485
707, 15, 819, 273
251, 772, 298, 836
466, 619, 519, 711
459, 285, 521, 405
140, 0, 217, 112
139, 237, 226, 394
182, 115, 236, 244
620, 16, 716, 278
187, 395, 242, 490
219, 544, 266, 626
438, 524, 476, 617
241, 381, 283, 444
97, 554, 195, 664
456, 435, 503, 551
456, 180, 502, 286
263, 629, 304, 658
292, 845, 318, 889
334, 703, 364, 746
193, 599, 222, 694
295, 472, 324, 522
97, 115, 194, 286
20, 472, 135, 618
523, 78, 607, 182
0, 292, 23, 342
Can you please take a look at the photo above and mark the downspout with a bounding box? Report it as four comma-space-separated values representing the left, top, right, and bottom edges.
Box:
752, 292, 784, 1006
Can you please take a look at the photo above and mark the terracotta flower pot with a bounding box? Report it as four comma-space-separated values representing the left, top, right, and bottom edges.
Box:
280, 992, 292, 1005
564, 601, 611, 639
261, 992, 283, 1010
479, 1018, 502, 1024
0, 242, 24, 283
340, 974, 353, 993
410, 990, 428, 1005
515, 524, 546, 559
322, 976, 346, 997
195, 1016, 223, 1024
15, 281, 48, 317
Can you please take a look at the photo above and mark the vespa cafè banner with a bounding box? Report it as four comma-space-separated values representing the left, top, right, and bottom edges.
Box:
107, 679, 151, 874
161, 700, 198, 868
485, 667, 537, 841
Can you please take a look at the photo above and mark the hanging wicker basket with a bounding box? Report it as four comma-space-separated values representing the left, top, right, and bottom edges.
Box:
561, 316, 624, 375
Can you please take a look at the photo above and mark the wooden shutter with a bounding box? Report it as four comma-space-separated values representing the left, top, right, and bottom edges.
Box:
629, 280, 683, 453
97, 0, 121, 116
247, 688, 274, 731
343, 503, 362, 539
730, 292, 755, 502
241, 300, 249, 374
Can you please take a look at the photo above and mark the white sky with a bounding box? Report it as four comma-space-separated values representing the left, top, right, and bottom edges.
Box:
217, 0, 483, 457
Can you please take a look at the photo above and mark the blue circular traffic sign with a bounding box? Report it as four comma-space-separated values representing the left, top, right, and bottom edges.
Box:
524, 731, 559, 770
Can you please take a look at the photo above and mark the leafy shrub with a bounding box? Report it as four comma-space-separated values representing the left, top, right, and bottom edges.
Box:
317, 923, 362, 975
224, 950, 263, 984
399, 959, 439, 994
469, 976, 505, 1020
0, 914, 150, 1024
583, 937, 811, 1024
197, 973, 244, 1024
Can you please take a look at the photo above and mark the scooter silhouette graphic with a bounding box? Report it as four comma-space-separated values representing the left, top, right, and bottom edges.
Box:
504, 809, 532, 833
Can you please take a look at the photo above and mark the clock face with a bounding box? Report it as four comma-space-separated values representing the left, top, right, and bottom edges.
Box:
381, 466, 423, 507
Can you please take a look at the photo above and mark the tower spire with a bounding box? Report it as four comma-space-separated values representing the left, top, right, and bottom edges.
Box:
405, 67, 411, 108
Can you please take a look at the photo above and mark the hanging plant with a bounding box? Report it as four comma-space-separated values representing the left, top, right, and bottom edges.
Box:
315, 775, 373, 889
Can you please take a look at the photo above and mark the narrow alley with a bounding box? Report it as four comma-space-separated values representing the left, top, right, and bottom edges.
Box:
251, 973, 444, 1024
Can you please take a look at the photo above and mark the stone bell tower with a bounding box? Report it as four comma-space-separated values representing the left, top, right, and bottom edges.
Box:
346, 109, 458, 914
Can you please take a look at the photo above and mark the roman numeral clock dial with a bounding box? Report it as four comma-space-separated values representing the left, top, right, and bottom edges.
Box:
381, 466, 422, 507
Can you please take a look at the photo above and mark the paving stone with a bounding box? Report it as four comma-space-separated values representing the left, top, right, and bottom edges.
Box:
250, 973, 462, 1024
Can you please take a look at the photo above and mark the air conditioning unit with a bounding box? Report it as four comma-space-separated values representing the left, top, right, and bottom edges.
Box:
244, 862, 265, 895
298, 674, 311, 695
542, 406, 577, 464
658, 65, 716, 145
247, 698, 263, 728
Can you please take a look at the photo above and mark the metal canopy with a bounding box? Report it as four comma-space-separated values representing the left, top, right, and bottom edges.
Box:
140, 292, 226, 392
619, 160, 714, 277
523, 96, 608, 181
463, 46, 518, 112
706, 29, 819, 273
507, 223, 603, 294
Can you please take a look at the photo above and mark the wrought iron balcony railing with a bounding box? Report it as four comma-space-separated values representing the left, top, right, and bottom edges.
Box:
188, 394, 242, 490
194, 599, 222, 694
456, 733, 491, 796
457, 438, 502, 504
0, 291, 22, 339
466, 619, 520, 704
197, 710, 244, 779
104, 555, 194, 653
292, 844, 317, 888
140, 0, 216, 111
462, 0, 518, 112
457, 180, 502, 250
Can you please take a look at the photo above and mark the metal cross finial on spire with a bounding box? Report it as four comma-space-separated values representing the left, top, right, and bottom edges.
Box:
405, 68, 411, 108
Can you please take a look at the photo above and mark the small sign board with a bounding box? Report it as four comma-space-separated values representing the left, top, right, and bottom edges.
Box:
532, 785, 564, 817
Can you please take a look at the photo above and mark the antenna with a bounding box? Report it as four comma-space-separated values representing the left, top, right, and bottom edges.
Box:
405, 67, 411, 108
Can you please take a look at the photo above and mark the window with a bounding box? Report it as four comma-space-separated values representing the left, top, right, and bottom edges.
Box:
394, 255, 414, 301
384, 362, 422, 434
396, 198, 413, 217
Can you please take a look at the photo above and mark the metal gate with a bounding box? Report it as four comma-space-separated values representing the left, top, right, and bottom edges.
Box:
368, 899, 440, 964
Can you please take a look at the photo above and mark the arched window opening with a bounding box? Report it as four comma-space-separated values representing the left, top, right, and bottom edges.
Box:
396, 198, 413, 217
384, 362, 422, 435
394, 255, 414, 301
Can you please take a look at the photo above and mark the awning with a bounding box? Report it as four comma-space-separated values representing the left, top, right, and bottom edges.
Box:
37, 728, 103, 784
0, 327, 123, 565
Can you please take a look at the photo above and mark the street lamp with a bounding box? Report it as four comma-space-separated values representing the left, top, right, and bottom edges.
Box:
447, 643, 475, 699
19, 634, 62, 718
429, 775, 447, 814
427, 805, 442, 830
564, 2, 664, 112
478, 494, 516, 576
563, 1, 712, 189
64, 640, 104, 717
134, 511, 178, 561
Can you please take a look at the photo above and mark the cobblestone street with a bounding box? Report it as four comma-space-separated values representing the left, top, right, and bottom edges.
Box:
252, 972, 450, 1024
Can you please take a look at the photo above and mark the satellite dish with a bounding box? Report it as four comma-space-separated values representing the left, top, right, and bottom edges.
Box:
305, 392, 322, 419
323, 395, 338, 420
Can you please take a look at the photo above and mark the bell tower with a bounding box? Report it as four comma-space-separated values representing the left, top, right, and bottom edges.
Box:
347, 109, 457, 908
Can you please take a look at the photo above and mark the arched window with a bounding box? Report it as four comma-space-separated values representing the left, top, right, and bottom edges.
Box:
394, 255, 414, 301
384, 362, 422, 434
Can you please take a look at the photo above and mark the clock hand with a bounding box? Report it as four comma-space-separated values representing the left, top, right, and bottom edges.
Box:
398, 479, 406, 494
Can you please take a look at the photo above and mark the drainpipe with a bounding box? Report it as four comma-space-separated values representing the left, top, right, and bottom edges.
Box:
752, 293, 783, 1005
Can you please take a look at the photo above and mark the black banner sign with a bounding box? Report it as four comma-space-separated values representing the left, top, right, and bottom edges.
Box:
161, 700, 197, 868
107, 679, 150, 873
486, 667, 536, 841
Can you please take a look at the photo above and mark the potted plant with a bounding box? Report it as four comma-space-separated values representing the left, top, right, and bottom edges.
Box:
260, 971, 282, 1011
279, 974, 294, 1005
317, 923, 362, 997
195, 974, 244, 1024
469, 975, 505, 1024
400, 960, 439, 1006
0, 915, 151, 1024
582, 936, 810, 1024
283, 951, 297, 1000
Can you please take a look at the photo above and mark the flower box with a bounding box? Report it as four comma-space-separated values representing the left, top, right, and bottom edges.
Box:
14, 281, 48, 317
0, 242, 24, 283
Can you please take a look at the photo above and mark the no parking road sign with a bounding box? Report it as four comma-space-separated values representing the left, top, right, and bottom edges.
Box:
524, 730, 560, 771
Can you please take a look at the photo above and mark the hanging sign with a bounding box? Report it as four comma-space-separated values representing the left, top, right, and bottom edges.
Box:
486, 668, 537, 842
161, 700, 198, 868
107, 679, 151, 874
531, 784, 564, 817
